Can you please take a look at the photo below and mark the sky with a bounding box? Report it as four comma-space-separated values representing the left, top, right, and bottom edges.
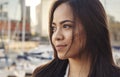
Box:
27, 0, 120, 24
25, 0, 41, 26
0, 0, 40, 24
0, 0, 120, 23
0, 0, 21, 20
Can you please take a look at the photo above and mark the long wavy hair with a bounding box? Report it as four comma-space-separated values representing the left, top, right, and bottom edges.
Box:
32, 0, 120, 77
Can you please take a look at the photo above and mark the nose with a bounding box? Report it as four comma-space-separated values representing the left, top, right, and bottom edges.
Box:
53, 29, 64, 41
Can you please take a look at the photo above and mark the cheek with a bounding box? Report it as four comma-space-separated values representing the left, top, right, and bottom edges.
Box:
67, 37, 82, 58
74, 25, 86, 49
51, 34, 55, 45
79, 30, 86, 49
69, 32, 86, 56
64, 31, 73, 40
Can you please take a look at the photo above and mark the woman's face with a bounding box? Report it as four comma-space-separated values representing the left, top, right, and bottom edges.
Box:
52, 3, 86, 59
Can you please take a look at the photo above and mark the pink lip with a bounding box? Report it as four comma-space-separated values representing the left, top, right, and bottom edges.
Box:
55, 45, 67, 51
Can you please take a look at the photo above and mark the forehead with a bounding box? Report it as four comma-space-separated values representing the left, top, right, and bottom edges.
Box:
53, 3, 73, 22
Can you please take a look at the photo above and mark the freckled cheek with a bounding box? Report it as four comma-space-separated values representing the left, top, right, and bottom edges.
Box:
65, 31, 72, 38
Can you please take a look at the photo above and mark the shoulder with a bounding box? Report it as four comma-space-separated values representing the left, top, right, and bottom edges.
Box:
32, 60, 52, 77
32, 59, 68, 77
111, 65, 120, 76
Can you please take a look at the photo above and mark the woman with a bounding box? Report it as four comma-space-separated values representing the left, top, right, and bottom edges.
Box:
32, 0, 120, 77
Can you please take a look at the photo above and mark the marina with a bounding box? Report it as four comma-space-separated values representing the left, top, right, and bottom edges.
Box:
0, 44, 53, 77
0, 0, 120, 77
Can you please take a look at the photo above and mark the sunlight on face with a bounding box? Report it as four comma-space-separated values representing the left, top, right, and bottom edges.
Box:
52, 3, 86, 59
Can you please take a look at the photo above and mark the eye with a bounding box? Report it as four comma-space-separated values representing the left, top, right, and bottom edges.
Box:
51, 26, 56, 32
63, 24, 73, 29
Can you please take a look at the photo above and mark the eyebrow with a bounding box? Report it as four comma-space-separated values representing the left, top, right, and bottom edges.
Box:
52, 20, 74, 25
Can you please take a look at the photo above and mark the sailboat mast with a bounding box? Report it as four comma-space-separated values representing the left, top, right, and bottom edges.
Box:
22, 0, 26, 52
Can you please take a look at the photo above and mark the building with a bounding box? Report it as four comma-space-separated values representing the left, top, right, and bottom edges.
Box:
0, 0, 31, 41
35, 0, 55, 37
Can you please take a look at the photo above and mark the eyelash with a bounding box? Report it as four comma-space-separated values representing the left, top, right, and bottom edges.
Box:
51, 24, 73, 32
51, 26, 56, 32
63, 24, 73, 29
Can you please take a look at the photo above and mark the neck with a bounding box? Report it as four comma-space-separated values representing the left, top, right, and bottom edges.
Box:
68, 54, 91, 77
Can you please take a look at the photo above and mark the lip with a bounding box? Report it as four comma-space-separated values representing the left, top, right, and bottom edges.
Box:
55, 44, 67, 51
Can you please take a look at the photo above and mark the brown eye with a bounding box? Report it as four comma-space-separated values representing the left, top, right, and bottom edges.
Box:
63, 24, 73, 29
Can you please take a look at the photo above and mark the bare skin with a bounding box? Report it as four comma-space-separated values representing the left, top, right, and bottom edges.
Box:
52, 3, 91, 77
68, 54, 91, 77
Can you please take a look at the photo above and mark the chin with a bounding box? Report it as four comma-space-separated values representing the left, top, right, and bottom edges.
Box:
58, 55, 68, 60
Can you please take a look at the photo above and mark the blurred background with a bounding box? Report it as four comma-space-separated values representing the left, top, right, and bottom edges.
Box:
0, 0, 120, 77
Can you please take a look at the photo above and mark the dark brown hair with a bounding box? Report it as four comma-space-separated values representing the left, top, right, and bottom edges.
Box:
32, 0, 120, 77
